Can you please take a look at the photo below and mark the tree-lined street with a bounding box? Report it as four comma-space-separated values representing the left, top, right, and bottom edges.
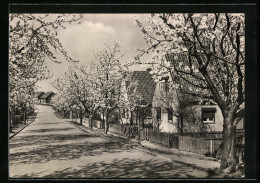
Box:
10, 105, 219, 178
8, 12, 251, 178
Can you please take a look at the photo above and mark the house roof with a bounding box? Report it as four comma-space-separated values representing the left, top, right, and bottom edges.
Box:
40, 91, 55, 99
35, 92, 44, 98
166, 52, 213, 101
126, 71, 156, 105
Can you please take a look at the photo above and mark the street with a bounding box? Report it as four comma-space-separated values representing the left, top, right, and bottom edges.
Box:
10, 105, 212, 178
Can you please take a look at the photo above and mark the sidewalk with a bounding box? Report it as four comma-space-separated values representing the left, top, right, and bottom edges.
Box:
67, 120, 223, 173
9, 112, 38, 139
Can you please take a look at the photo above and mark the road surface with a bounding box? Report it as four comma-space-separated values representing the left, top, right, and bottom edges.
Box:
9, 105, 214, 178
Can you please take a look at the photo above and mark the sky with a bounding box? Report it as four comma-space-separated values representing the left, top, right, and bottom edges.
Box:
36, 14, 152, 92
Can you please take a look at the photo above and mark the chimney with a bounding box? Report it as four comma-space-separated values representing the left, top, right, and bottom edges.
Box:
146, 68, 152, 72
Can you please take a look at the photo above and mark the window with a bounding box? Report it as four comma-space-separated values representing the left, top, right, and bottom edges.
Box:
201, 108, 216, 123
159, 82, 164, 91
167, 108, 173, 122
165, 82, 169, 92
155, 107, 161, 120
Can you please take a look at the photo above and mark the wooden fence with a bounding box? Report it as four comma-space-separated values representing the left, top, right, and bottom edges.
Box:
140, 128, 243, 158
140, 128, 171, 147
12, 115, 23, 126
108, 124, 244, 159
178, 136, 222, 156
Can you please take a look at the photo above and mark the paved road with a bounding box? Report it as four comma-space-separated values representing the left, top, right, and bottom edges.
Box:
9, 105, 213, 178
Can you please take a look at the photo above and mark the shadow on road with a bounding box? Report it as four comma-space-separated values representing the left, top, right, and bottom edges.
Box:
23, 128, 75, 134
18, 157, 228, 179
9, 132, 132, 165
14, 157, 200, 178
9, 129, 229, 178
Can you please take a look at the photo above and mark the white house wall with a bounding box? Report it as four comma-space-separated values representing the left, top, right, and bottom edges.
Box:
152, 74, 179, 133
192, 104, 244, 132
159, 114, 178, 133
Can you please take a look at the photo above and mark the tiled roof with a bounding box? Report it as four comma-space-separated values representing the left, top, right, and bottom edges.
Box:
35, 92, 44, 98
40, 91, 54, 99
166, 52, 213, 100
126, 71, 156, 104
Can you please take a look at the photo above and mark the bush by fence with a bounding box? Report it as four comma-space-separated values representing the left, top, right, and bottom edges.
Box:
109, 124, 138, 138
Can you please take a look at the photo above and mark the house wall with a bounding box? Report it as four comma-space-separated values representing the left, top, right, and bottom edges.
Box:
120, 79, 129, 125
192, 104, 223, 132
236, 118, 244, 129
45, 93, 55, 104
152, 75, 179, 133
192, 104, 244, 132
159, 113, 178, 133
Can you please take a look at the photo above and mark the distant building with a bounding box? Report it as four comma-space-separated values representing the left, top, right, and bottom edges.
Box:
39, 91, 55, 104
34, 91, 45, 104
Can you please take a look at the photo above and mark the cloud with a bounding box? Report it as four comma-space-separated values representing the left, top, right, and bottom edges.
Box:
38, 14, 152, 92
57, 20, 116, 63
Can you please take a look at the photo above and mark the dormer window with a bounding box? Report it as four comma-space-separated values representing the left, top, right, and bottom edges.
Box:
159, 76, 169, 92
159, 82, 164, 91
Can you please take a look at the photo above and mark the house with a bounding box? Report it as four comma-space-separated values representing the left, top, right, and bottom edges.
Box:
39, 91, 55, 104
192, 100, 244, 132
120, 65, 244, 133
151, 73, 244, 133
163, 52, 244, 133
34, 91, 45, 104
119, 70, 156, 127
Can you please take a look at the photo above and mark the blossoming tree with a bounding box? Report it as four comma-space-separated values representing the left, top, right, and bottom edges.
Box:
134, 13, 245, 172
9, 14, 83, 125
91, 42, 125, 133
52, 64, 101, 126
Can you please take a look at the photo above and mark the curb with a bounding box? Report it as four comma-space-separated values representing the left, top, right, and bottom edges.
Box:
9, 115, 37, 139
67, 121, 223, 174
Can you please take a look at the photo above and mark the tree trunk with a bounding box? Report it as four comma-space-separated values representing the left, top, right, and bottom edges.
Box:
177, 114, 183, 134
71, 110, 73, 121
138, 112, 141, 143
79, 111, 83, 125
102, 110, 105, 128
89, 114, 93, 129
220, 116, 237, 172
180, 114, 183, 134
9, 111, 13, 133
24, 111, 27, 125
130, 111, 133, 125
104, 108, 108, 134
